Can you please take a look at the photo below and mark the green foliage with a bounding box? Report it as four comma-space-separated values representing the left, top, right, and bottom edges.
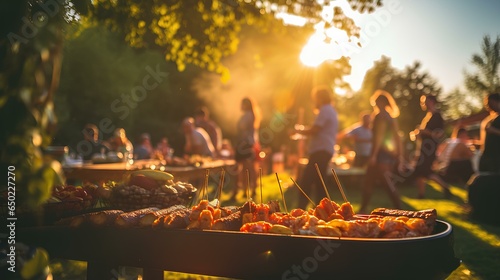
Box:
54, 26, 202, 152
86, 0, 367, 80
441, 35, 500, 120
464, 35, 500, 97
441, 88, 483, 121
0, 0, 74, 207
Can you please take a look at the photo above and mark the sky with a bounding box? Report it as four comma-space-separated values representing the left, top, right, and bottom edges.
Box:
341, 0, 500, 94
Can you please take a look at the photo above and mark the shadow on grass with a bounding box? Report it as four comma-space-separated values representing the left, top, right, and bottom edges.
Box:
399, 182, 500, 280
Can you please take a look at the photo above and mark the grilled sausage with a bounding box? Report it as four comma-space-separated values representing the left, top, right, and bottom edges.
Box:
139, 205, 187, 227
115, 207, 159, 227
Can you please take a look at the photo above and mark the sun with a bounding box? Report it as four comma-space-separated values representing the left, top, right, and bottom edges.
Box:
300, 25, 350, 67
300, 33, 330, 67
299, 0, 359, 67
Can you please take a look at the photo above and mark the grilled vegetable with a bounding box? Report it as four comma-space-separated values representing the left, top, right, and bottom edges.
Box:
130, 169, 174, 182
269, 224, 293, 235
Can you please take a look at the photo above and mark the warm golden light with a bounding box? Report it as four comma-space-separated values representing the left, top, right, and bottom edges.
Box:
299, 28, 346, 67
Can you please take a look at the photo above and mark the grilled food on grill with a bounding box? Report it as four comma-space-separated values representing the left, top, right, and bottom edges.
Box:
115, 207, 159, 227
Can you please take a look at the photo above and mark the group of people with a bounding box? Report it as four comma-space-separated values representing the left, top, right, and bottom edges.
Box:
79, 124, 170, 162
79, 89, 499, 211
293, 86, 500, 213
182, 98, 263, 201
79, 107, 226, 162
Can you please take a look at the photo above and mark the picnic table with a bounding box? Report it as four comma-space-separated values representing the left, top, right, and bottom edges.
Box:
63, 159, 237, 184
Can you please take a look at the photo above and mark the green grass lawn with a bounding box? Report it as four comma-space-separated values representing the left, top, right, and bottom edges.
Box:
50, 170, 500, 279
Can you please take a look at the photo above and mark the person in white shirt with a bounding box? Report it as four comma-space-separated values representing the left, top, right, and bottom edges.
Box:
294, 86, 338, 209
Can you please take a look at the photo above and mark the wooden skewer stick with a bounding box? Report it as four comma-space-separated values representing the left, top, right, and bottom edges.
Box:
331, 168, 348, 203
217, 168, 225, 208
275, 173, 288, 213
290, 177, 316, 208
246, 169, 251, 213
198, 170, 206, 202
204, 169, 210, 201
259, 168, 263, 204
315, 163, 331, 200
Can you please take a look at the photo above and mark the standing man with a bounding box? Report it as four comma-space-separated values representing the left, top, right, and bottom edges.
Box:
410, 95, 451, 198
294, 86, 338, 209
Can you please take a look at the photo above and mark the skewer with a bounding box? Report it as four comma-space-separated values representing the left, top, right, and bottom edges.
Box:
217, 168, 225, 208
314, 163, 331, 201
203, 169, 210, 201
331, 168, 348, 203
275, 173, 288, 213
246, 169, 251, 213
290, 177, 316, 208
259, 168, 263, 204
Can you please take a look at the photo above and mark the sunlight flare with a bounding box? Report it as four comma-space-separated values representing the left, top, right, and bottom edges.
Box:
299, 24, 349, 67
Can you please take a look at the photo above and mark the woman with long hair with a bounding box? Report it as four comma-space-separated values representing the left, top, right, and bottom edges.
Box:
231, 97, 261, 200
358, 90, 402, 213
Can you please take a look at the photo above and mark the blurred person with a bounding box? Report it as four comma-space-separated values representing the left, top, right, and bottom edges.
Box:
219, 138, 235, 159
182, 117, 215, 157
479, 92, 500, 173
107, 128, 134, 161
293, 86, 338, 209
338, 113, 372, 167
231, 97, 261, 200
409, 95, 451, 198
435, 128, 474, 186
134, 133, 153, 160
194, 106, 223, 152
80, 123, 109, 161
358, 90, 402, 213
155, 137, 173, 160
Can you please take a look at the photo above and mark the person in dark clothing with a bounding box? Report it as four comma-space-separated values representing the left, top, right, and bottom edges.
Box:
409, 95, 451, 198
479, 92, 500, 173
80, 123, 109, 161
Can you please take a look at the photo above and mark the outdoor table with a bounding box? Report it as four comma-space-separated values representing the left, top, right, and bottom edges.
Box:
63, 159, 236, 184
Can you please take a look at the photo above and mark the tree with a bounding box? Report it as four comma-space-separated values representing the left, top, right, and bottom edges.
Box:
441, 88, 481, 121
393, 61, 442, 136
464, 35, 500, 98
53, 26, 197, 151
439, 35, 500, 121
88, 0, 376, 78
